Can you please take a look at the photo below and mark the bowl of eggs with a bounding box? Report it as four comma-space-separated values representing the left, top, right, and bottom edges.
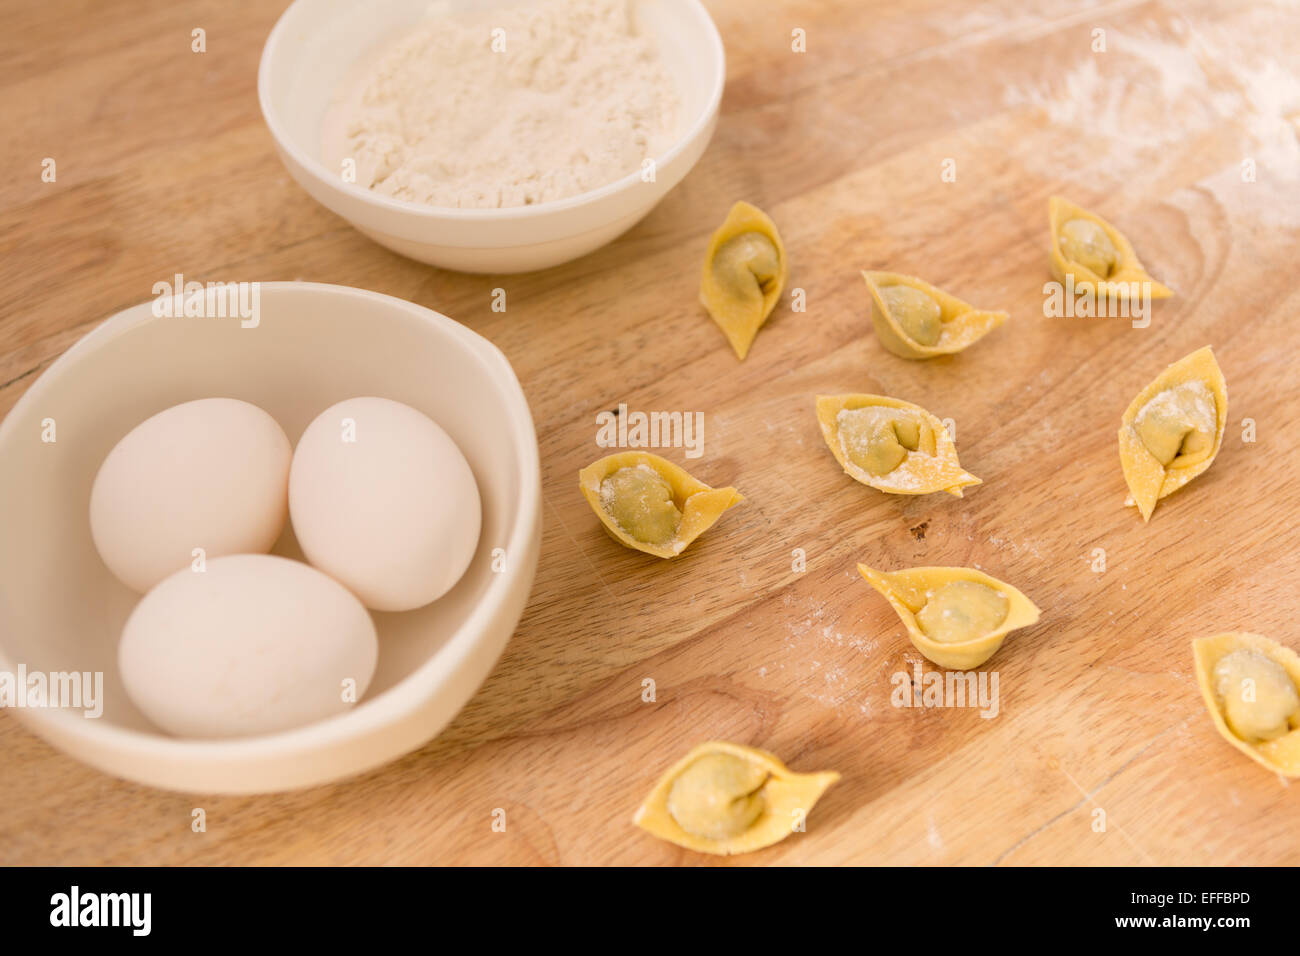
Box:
0, 282, 540, 793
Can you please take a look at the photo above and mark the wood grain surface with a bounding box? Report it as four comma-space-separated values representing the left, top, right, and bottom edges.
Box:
3, 0, 1299, 865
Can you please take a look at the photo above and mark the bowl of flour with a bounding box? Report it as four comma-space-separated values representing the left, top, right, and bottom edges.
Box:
259, 0, 725, 273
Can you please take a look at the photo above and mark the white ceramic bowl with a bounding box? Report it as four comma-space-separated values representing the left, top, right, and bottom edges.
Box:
258, 0, 725, 273
0, 283, 541, 793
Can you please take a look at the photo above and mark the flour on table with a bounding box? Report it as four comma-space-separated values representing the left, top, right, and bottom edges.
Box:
998, 12, 1300, 219
323, 0, 681, 209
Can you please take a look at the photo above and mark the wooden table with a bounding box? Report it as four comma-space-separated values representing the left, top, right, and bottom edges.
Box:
3, 0, 1299, 865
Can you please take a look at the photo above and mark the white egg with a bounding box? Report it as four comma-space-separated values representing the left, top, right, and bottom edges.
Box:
119, 554, 378, 738
90, 398, 291, 592
289, 397, 481, 611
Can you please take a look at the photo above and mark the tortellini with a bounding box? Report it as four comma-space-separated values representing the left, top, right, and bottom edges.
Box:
1193, 632, 1300, 777
816, 394, 980, 496
633, 741, 840, 855
1049, 196, 1173, 300
578, 452, 742, 558
699, 201, 787, 360
858, 565, 1041, 669
863, 271, 1007, 359
1118, 346, 1227, 522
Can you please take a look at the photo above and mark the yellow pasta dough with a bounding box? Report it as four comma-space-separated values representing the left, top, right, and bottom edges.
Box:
1118, 346, 1227, 522
1193, 632, 1300, 777
1049, 196, 1173, 301
863, 271, 1007, 359
858, 564, 1041, 669
699, 201, 787, 360
816, 394, 979, 496
633, 741, 840, 855
578, 452, 742, 558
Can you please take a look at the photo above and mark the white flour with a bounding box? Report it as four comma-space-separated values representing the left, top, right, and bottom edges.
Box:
323, 0, 680, 209
995, 12, 1300, 209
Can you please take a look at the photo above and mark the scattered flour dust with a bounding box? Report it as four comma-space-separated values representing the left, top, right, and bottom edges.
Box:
768, 590, 878, 714
993, 9, 1300, 223
926, 814, 945, 852
324, 0, 680, 209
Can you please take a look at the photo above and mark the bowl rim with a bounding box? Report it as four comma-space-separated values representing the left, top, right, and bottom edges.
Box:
256, 0, 726, 222
0, 281, 541, 762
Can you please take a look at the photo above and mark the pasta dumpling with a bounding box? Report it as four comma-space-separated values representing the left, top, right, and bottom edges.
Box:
863, 271, 1007, 359
699, 201, 787, 360
1193, 633, 1300, 777
1118, 346, 1227, 522
633, 741, 840, 855
578, 452, 742, 558
1049, 196, 1173, 300
816, 394, 979, 496
858, 564, 1041, 669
